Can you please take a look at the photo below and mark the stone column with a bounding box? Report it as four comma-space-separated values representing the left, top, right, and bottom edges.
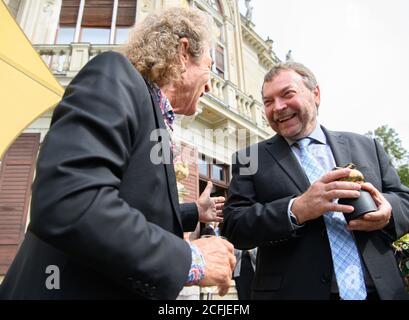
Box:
18, 0, 61, 44
67, 43, 90, 77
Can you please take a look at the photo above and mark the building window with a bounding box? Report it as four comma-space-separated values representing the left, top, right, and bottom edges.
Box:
199, 157, 209, 176
213, 20, 225, 78
198, 154, 229, 198
198, 154, 229, 237
56, 27, 76, 44
80, 0, 113, 44
193, 0, 226, 79
212, 164, 226, 182
209, 0, 223, 14
56, 0, 136, 44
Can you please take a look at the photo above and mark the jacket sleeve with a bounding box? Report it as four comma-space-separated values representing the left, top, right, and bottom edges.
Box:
180, 203, 199, 232
221, 150, 297, 249
374, 139, 409, 240
28, 52, 191, 299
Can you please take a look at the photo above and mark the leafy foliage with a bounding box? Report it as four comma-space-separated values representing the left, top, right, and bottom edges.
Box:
365, 125, 409, 187
366, 126, 409, 290
397, 164, 409, 187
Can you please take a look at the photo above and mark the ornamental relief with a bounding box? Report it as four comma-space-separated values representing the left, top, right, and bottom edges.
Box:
42, 0, 57, 13
141, 0, 154, 13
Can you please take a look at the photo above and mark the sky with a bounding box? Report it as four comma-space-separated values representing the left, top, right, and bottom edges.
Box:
239, 0, 409, 153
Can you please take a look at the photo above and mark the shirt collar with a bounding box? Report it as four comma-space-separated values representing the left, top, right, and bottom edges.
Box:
148, 82, 175, 131
284, 123, 327, 147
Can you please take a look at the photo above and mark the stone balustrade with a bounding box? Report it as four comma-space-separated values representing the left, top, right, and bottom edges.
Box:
34, 43, 269, 131
209, 72, 225, 101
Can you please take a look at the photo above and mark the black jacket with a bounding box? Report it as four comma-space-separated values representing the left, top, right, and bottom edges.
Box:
1, 52, 198, 299
222, 128, 409, 300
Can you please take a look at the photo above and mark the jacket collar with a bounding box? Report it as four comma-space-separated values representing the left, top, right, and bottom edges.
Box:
146, 81, 184, 235
264, 125, 351, 191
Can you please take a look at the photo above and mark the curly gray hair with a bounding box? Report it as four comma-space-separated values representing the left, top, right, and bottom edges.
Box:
123, 7, 212, 87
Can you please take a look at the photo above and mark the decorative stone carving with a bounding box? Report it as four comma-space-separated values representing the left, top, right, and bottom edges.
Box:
244, 0, 253, 21
43, 0, 55, 13
141, 0, 153, 13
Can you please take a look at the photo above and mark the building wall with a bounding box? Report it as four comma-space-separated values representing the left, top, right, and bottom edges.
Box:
242, 42, 266, 102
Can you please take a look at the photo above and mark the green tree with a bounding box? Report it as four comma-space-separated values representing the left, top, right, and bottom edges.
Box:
398, 164, 409, 187
367, 126, 409, 290
365, 125, 409, 187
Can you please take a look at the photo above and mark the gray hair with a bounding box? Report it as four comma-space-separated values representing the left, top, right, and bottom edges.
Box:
263, 61, 318, 91
123, 7, 213, 87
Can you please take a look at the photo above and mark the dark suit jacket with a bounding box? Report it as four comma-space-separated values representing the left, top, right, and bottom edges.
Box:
0, 52, 199, 300
222, 127, 409, 300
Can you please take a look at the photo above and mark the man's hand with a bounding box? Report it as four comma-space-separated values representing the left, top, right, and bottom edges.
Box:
347, 182, 392, 232
192, 237, 236, 296
292, 168, 361, 224
196, 181, 225, 223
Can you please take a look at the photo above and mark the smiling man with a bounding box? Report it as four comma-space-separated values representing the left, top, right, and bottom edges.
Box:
0, 7, 235, 300
222, 61, 409, 300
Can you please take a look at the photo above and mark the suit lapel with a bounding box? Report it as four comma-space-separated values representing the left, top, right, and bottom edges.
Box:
146, 84, 183, 234
323, 127, 352, 167
265, 135, 310, 192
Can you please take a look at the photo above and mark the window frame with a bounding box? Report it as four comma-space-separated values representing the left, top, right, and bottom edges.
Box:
56, 0, 136, 45
191, 0, 228, 80
198, 154, 229, 187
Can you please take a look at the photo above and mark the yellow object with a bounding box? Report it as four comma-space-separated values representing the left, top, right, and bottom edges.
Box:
0, 0, 64, 159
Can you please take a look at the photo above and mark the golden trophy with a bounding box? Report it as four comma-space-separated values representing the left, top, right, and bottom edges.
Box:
336, 163, 378, 222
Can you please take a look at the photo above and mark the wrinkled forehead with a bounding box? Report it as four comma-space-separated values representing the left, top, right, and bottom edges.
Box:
263, 69, 304, 93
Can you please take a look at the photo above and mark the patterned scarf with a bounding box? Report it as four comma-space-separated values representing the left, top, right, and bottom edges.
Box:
150, 83, 175, 132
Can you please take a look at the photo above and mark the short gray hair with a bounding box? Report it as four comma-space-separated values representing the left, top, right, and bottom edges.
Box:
263, 61, 318, 91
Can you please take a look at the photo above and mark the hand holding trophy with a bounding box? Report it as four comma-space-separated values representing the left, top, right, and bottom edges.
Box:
336, 163, 378, 222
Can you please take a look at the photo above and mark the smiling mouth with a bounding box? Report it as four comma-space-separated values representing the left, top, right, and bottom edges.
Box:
276, 114, 296, 123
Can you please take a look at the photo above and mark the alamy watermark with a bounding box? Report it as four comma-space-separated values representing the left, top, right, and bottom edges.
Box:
150, 128, 259, 176
45, 265, 60, 290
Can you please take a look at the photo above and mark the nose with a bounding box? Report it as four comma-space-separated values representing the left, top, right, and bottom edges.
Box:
273, 98, 287, 112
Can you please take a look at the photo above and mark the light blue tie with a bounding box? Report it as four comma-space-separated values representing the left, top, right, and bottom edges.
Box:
297, 138, 367, 300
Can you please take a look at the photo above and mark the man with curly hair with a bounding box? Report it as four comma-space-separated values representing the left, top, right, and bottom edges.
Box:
0, 7, 235, 300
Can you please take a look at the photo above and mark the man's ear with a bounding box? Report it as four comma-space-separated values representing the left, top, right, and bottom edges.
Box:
178, 38, 190, 67
314, 84, 321, 108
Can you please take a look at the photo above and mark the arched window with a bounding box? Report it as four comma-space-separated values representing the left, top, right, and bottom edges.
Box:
56, 0, 136, 44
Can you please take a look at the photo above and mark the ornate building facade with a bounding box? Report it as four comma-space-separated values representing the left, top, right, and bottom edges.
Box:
0, 0, 279, 291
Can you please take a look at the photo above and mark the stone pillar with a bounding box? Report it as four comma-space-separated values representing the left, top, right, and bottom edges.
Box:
17, 0, 42, 40
224, 20, 238, 84
231, 0, 245, 92
224, 80, 238, 110
17, 0, 61, 44
67, 43, 90, 77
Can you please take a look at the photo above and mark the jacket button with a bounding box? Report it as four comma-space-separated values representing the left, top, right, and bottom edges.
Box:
321, 273, 331, 284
